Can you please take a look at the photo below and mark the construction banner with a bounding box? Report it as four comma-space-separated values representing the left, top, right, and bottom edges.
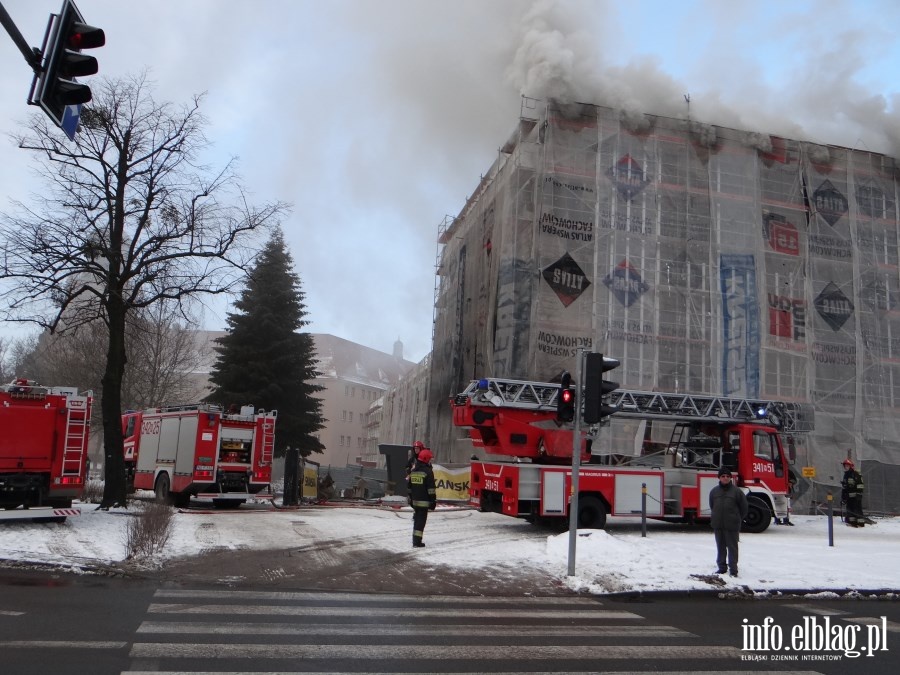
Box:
301, 464, 318, 499
432, 464, 470, 502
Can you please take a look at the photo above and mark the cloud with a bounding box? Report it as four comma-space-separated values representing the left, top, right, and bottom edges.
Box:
1, 0, 899, 362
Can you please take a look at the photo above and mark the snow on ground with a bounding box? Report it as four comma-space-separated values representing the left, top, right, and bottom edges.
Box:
0, 500, 897, 595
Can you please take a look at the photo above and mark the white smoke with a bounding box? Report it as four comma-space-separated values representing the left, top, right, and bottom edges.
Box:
503, 0, 900, 157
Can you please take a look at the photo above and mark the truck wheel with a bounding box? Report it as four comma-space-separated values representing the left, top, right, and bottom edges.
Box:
576, 496, 607, 529
743, 495, 772, 533
154, 473, 172, 504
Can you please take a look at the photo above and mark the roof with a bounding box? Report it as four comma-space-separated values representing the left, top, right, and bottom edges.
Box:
311, 333, 415, 388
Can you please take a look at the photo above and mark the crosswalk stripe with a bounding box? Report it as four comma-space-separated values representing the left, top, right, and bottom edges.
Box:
147, 603, 640, 619
137, 620, 694, 637
129, 643, 740, 659
783, 603, 848, 616
123, 671, 826, 675
0, 640, 127, 649
153, 589, 599, 605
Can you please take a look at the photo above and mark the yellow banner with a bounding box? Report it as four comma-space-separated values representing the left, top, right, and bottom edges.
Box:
302, 466, 319, 499
801, 466, 816, 478
432, 464, 470, 501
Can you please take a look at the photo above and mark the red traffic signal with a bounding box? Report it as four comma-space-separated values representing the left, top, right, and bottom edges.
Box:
38, 0, 105, 126
556, 371, 575, 423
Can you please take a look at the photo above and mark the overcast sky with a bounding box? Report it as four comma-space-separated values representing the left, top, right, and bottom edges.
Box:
2, 0, 899, 363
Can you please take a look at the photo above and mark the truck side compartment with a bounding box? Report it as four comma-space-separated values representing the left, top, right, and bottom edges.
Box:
0, 379, 92, 522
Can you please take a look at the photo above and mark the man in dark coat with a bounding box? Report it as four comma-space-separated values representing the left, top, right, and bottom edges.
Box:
709, 467, 748, 577
841, 458, 865, 527
407, 448, 437, 548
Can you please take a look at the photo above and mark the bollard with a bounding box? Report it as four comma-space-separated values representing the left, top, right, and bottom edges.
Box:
827, 492, 834, 547
641, 483, 647, 537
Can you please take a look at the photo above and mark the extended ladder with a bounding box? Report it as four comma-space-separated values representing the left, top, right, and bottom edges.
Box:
456, 378, 812, 432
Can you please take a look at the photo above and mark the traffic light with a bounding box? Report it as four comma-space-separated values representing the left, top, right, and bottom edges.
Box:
38, 0, 105, 126
556, 371, 575, 423
583, 353, 620, 424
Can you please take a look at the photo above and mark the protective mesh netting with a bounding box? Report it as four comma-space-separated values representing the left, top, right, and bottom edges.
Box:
425, 100, 900, 515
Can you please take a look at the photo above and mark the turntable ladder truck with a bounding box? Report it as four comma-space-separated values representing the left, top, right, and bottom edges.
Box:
453, 378, 811, 532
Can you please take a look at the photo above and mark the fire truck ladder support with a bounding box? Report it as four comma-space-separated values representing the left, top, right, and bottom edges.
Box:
459, 378, 813, 433
62, 395, 90, 475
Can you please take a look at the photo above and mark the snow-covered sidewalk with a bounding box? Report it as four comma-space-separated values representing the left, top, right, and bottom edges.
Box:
0, 503, 896, 596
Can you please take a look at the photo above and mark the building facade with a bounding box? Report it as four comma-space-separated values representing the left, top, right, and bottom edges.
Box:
424, 100, 900, 513
307, 334, 416, 469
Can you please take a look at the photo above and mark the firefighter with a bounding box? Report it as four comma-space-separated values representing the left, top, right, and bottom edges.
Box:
407, 448, 436, 548
841, 458, 865, 527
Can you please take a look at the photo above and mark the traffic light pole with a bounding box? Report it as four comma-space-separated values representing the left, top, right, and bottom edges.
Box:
0, 2, 42, 72
566, 349, 585, 576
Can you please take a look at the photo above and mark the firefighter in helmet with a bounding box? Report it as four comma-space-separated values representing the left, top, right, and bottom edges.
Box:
407, 447, 436, 548
841, 457, 865, 527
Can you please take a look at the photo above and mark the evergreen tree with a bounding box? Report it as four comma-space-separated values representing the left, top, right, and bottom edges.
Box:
206, 229, 325, 457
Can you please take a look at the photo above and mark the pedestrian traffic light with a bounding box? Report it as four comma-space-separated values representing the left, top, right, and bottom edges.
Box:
37, 0, 105, 126
583, 353, 620, 424
556, 371, 575, 423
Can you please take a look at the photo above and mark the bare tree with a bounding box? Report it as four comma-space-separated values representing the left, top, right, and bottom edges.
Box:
2, 332, 40, 381
14, 327, 101, 392
9, 302, 201, 410
0, 335, 11, 381
120, 301, 205, 410
0, 73, 288, 508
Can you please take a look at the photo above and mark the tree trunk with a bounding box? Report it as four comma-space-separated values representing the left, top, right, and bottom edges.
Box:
99, 298, 128, 509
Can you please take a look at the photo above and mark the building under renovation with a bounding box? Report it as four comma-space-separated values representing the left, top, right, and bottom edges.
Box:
426, 99, 900, 514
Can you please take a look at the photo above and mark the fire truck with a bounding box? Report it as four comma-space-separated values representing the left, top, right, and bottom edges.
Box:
122, 404, 276, 508
453, 378, 811, 533
0, 379, 92, 523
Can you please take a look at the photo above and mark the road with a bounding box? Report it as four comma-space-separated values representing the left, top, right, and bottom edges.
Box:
0, 567, 896, 674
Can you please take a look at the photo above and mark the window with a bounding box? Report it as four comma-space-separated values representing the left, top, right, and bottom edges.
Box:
348, 411, 353, 423
341, 410, 347, 421
753, 431, 776, 462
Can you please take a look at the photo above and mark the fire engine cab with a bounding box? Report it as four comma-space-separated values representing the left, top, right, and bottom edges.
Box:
453, 378, 811, 533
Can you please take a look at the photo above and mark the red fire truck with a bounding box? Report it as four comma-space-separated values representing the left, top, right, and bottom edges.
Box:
122, 404, 276, 508
453, 378, 810, 533
0, 379, 92, 522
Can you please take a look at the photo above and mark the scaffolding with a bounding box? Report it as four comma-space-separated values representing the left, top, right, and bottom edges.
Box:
427, 99, 900, 515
